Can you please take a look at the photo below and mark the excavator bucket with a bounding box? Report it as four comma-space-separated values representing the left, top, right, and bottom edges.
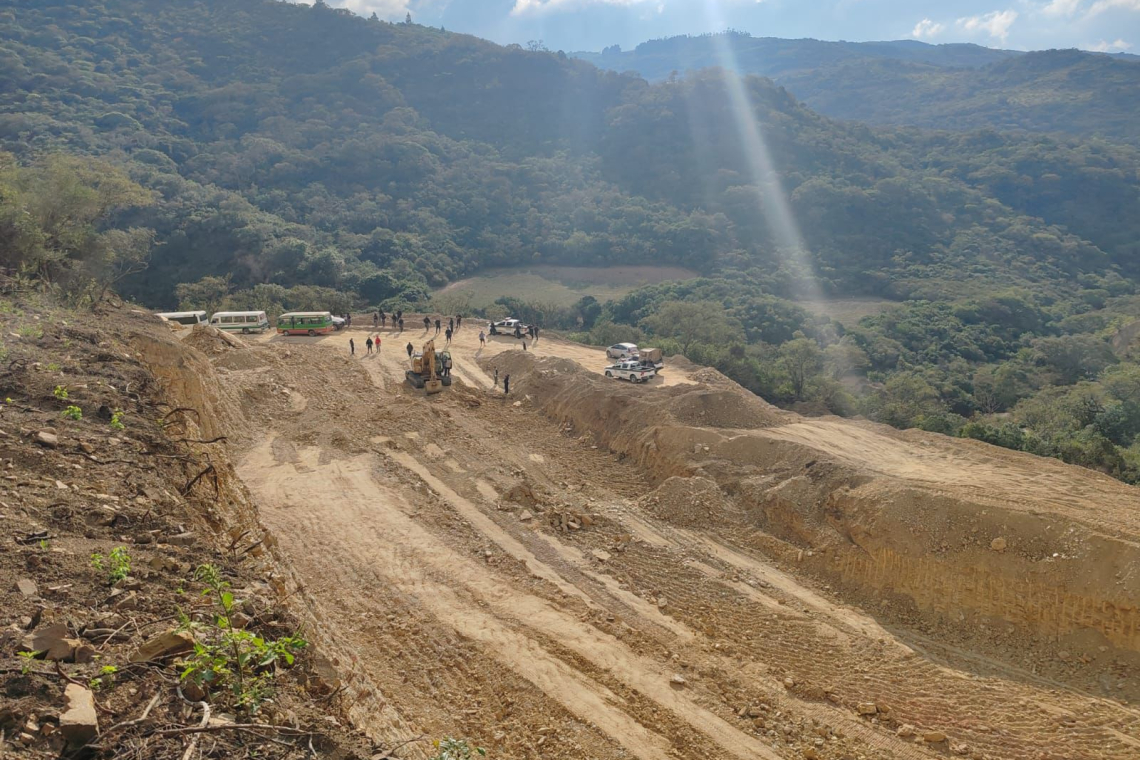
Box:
424, 378, 443, 394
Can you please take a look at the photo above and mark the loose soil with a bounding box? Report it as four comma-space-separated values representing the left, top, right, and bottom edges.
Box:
9, 305, 1140, 760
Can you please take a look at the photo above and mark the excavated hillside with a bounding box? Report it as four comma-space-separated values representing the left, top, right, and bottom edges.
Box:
114, 315, 1140, 760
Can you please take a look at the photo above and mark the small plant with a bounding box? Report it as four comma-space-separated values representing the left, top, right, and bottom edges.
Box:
110, 409, 125, 430
431, 738, 487, 760
4, 397, 12, 404
18, 650, 39, 675
53, 385, 69, 399
45, 362, 61, 372
89, 665, 119, 690
38, 538, 50, 550
91, 546, 132, 584
18, 325, 43, 339
62, 405, 82, 421
178, 564, 306, 711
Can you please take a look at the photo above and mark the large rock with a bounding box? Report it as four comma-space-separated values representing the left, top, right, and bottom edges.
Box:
129, 629, 196, 663
59, 683, 98, 746
16, 578, 38, 597
21, 623, 79, 661
34, 431, 59, 448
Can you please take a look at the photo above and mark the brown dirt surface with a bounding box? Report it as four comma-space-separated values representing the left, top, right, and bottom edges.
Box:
160, 315, 1140, 760
0, 297, 375, 759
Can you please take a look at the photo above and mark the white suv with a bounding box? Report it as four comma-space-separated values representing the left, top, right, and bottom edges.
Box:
606, 342, 639, 360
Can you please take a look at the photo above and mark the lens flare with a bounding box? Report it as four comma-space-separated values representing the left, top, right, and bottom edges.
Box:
701, 2, 827, 306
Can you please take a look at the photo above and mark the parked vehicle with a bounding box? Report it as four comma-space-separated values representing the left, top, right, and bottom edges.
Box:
277, 311, 335, 336
331, 316, 346, 330
156, 310, 207, 326
209, 310, 270, 334
637, 347, 664, 370
489, 318, 529, 336
604, 360, 658, 383
606, 342, 639, 360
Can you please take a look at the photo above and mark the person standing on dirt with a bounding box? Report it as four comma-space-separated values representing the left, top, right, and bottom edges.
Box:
373, 312, 378, 328
366, 336, 373, 355
445, 327, 453, 345
449, 317, 455, 333
380, 310, 387, 328
533, 325, 539, 342
349, 338, 355, 356
503, 374, 511, 396
435, 318, 441, 335
424, 316, 430, 331
406, 341, 414, 359
514, 324, 522, 339
479, 330, 486, 348
375, 334, 382, 353
398, 317, 404, 332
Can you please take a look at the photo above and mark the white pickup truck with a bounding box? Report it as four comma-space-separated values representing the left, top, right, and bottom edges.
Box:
604, 360, 658, 383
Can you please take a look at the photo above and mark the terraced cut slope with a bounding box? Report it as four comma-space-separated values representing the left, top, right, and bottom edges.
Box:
152, 319, 1140, 760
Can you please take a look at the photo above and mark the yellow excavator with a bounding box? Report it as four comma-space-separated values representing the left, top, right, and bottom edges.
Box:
406, 339, 452, 394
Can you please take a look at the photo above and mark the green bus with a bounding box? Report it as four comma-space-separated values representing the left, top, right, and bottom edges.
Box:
277, 311, 335, 336
209, 311, 270, 334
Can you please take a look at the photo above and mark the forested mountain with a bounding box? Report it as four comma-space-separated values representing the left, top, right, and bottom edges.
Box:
5, 0, 1140, 480
573, 34, 1140, 144
2, 0, 1136, 306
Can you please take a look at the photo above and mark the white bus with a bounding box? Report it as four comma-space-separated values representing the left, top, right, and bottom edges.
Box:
209, 310, 271, 334
156, 310, 207, 326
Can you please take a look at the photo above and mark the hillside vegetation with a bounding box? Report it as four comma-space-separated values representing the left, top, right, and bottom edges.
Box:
4, 0, 1140, 480
574, 33, 1140, 144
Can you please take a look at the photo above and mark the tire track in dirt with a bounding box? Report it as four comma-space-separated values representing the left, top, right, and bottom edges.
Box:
246, 439, 784, 760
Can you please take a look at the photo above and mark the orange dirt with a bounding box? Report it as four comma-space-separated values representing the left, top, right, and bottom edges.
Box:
148, 319, 1140, 760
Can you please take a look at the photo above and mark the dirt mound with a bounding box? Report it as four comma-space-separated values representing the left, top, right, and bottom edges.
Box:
667, 388, 787, 429
641, 475, 741, 527
182, 323, 247, 354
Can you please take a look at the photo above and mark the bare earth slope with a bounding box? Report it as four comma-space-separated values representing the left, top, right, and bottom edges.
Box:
159, 320, 1140, 760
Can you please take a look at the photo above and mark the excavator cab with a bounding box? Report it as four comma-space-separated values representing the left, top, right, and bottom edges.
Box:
406, 339, 451, 394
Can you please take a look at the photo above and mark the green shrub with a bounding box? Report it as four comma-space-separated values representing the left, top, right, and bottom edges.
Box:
91, 546, 131, 584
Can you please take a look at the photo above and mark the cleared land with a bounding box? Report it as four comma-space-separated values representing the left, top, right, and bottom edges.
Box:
436, 265, 698, 308
150, 318, 1140, 760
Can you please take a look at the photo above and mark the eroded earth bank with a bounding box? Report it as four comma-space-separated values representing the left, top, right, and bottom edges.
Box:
149, 317, 1140, 760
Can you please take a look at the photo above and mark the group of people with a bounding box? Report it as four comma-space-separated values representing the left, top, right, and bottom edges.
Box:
346, 311, 526, 396
347, 333, 384, 356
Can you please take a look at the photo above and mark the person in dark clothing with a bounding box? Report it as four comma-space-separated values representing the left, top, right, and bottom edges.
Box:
424, 316, 431, 331
396, 309, 403, 322
503, 374, 510, 395
445, 328, 452, 344
528, 324, 535, 339
457, 315, 463, 329
434, 318, 441, 334
380, 311, 387, 327
398, 318, 404, 332
366, 337, 373, 355
514, 325, 522, 339
533, 325, 539, 342
406, 341, 414, 358
349, 338, 355, 356
448, 317, 454, 332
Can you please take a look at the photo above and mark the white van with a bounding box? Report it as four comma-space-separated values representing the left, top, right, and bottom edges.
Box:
156, 311, 207, 326
210, 310, 270, 334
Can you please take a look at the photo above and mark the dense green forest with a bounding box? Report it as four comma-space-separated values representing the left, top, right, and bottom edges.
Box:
574, 33, 1140, 145
4, 0, 1140, 480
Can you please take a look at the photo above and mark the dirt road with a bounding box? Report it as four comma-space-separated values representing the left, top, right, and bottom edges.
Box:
210, 320, 1140, 759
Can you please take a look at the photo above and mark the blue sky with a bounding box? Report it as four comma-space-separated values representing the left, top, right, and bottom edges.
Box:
325, 0, 1139, 53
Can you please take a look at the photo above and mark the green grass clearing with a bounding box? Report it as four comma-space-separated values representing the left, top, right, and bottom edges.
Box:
435, 266, 698, 309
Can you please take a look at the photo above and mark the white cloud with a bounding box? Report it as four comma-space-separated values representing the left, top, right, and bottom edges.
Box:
1042, 0, 1084, 16
1088, 0, 1140, 16
1090, 37, 1133, 50
911, 18, 945, 38
511, 0, 652, 15
957, 10, 1019, 42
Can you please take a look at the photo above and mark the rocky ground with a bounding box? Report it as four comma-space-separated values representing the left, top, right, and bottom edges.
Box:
0, 295, 377, 759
